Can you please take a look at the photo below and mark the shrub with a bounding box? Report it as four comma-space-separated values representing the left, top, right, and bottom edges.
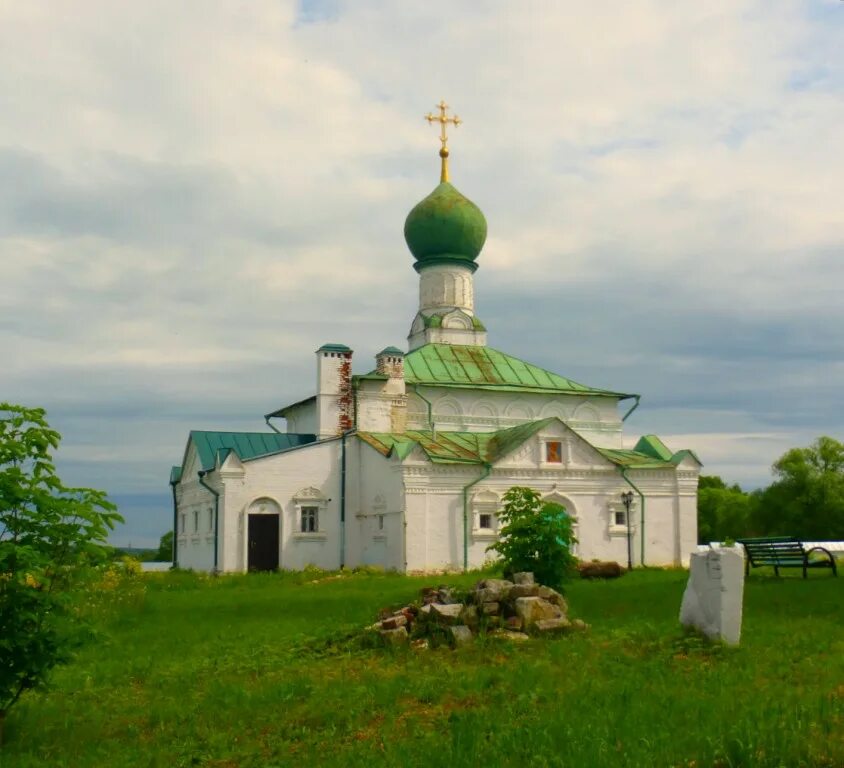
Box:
0, 404, 121, 739
486, 486, 577, 589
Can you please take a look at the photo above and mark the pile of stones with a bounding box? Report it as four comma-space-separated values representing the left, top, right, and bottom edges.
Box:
371, 572, 588, 648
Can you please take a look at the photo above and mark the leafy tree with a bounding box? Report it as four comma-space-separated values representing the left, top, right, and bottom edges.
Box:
487, 486, 577, 589
697, 475, 757, 543
754, 436, 844, 540
0, 404, 122, 738
154, 530, 173, 563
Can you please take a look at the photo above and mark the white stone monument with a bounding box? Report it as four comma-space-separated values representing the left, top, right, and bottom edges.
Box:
679, 547, 745, 645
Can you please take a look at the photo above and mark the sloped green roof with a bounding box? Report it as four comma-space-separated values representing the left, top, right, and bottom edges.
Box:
632, 435, 702, 467
358, 420, 560, 465
360, 418, 687, 471
596, 448, 675, 470
634, 435, 673, 461
402, 344, 633, 398
188, 431, 317, 472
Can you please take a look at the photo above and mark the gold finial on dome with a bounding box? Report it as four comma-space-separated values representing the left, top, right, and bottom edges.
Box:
425, 100, 462, 183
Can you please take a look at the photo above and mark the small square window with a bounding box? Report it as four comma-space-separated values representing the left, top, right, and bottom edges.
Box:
546, 441, 562, 463
479, 513, 493, 530
301, 507, 319, 533
614, 509, 627, 527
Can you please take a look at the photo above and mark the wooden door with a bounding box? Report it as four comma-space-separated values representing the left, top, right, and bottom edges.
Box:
248, 514, 279, 571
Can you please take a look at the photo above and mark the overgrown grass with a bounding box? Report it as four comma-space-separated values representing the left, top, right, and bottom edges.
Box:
3, 567, 842, 767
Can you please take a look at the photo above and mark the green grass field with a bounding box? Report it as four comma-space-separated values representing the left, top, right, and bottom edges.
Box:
3, 567, 842, 768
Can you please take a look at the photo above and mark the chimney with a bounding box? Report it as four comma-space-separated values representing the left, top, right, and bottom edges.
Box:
316, 343, 353, 437
375, 346, 405, 380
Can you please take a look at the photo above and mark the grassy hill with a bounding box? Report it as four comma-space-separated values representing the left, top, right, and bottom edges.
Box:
3, 567, 842, 767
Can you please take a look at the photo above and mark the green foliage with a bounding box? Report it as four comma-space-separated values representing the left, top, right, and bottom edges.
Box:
487, 486, 577, 589
754, 436, 844, 540
697, 475, 757, 544
154, 530, 173, 563
0, 403, 122, 724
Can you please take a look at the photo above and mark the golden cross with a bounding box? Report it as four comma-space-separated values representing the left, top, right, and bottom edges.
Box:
425, 100, 462, 183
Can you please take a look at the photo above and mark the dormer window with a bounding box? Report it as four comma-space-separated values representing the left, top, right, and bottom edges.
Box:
546, 441, 562, 463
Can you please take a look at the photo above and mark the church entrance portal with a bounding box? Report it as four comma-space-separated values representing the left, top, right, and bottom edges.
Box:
248, 513, 279, 571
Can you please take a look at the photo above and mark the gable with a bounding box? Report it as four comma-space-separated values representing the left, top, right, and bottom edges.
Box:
182, 443, 201, 481
491, 418, 615, 469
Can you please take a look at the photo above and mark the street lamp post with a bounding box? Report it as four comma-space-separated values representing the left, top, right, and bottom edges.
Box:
621, 491, 634, 571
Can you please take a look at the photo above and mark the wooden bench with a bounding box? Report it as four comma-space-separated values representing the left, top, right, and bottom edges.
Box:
736, 536, 838, 578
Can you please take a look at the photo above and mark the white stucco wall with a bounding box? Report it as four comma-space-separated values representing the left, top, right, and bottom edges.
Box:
398, 421, 699, 571
212, 439, 343, 573
405, 388, 625, 448
346, 440, 406, 570
174, 445, 217, 571
282, 400, 317, 434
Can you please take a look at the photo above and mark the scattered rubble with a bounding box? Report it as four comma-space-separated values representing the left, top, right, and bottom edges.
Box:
369, 572, 589, 648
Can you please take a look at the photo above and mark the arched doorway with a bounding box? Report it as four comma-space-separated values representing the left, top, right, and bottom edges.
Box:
543, 492, 579, 557
246, 498, 281, 572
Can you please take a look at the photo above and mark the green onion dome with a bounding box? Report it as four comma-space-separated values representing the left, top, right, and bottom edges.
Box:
404, 182, 487, 273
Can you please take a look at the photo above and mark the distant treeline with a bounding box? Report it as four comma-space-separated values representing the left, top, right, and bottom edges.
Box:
112, 530, 173, 562
699, 436, 844, 543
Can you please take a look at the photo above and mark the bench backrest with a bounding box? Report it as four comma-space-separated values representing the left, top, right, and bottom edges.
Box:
737, 537, 806, 563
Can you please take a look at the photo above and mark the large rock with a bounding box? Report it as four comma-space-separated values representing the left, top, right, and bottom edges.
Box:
509, 583, 540, 599
533, 617, 571, 633
513, 572, 535, 586
430, 603, 463, 624
490, 629, 530, 642
460, 604, 479, 628
473, 579, 514, 604
514, 596, 563, 630
537, 586, 568, 613
480, 601, 500, 616
680, 548, 744, 645
449, 625, 473, 647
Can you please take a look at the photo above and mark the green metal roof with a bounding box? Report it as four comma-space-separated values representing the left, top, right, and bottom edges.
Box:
634, 435, 673, 461
631, 435, 702, 467
360, 418, 688, 471
188, 431, 317, 472
377, 346, 405, 356
360, 418, 547, 465
266, 396, 316, 419
401, 344, 633, 398
317, 343, 352, 353
595, 448, 675, 470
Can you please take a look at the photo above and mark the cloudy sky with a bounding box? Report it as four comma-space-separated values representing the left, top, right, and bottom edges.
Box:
2, 1, 842, 547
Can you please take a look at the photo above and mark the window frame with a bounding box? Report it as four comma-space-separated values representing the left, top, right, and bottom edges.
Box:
545, 440, 563, 464
292, 487, 329, 540
300, 506, 319, 534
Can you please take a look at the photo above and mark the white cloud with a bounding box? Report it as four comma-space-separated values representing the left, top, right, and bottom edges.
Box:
1, 1, 842, 543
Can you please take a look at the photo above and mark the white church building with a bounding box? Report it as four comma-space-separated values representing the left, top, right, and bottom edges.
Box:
170, 106, 701, 574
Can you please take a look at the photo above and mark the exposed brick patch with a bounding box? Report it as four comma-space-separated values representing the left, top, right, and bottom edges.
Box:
338, 353, 353, 433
